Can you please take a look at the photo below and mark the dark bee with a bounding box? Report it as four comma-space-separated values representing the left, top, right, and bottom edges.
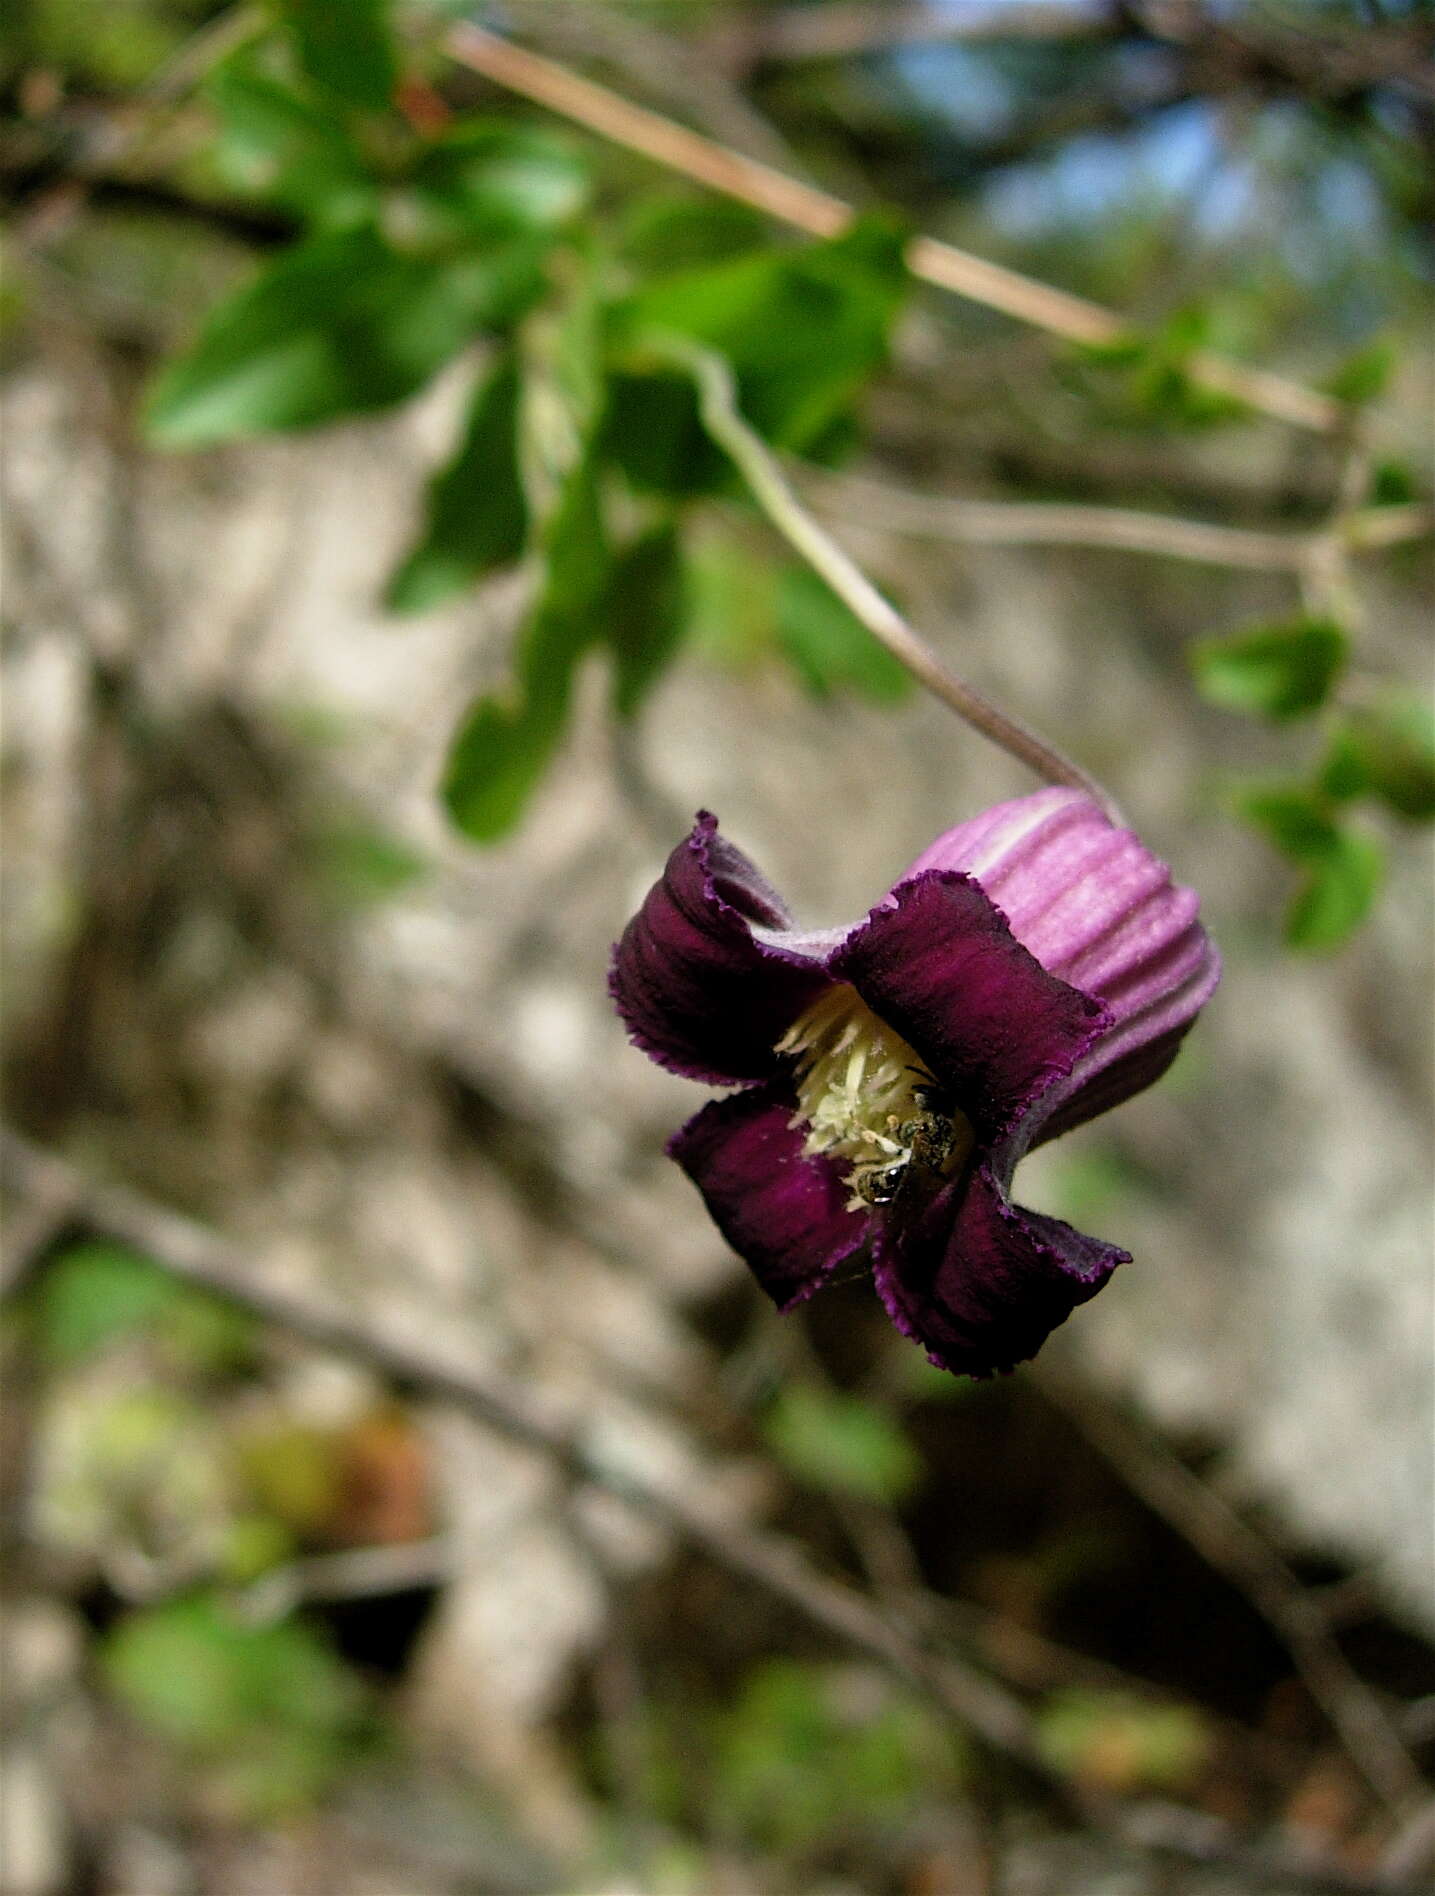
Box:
851, 1158, 907, 1207
851, 1075, 965, 1210
899, 1080, 961, 1173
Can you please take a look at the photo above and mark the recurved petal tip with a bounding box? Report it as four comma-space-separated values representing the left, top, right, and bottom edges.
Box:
875, 1164, 1129, 1378
610, 813, 831, 1086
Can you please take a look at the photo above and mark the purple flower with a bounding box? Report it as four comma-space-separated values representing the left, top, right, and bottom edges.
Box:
611, 789, 1220, 1377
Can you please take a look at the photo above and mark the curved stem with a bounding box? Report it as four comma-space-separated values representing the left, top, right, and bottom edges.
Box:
671, 341, 1123, 821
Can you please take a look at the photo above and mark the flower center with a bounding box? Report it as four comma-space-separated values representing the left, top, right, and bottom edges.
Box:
777, 986, 974, 1211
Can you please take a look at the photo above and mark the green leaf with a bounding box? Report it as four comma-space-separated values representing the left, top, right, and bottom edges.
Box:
682, 529, 782, 668
607, 523, 686, 718
715, 1661, 958, 1855
1066, 303, 1250, 431
31, 1241, 254, 1372
1237, 784, 1340, 861
764, 1384, 922, 1505
443, 449, 610, 841
33, 1242, 179, 1366
607, 217, 910, 493
146, 227, 534, 446
1283, 829, 1384, 950
277, 0, 397, 112
620, 192, 769, 272
1189, 615, 1348, 721
1336, 699, 1435, 820
1322, 336, 1396, 406
207, 46, 376, 226
775, 565, 912, 704
441, 692, 566, 845
407, 121, 588, 244
1370, 459, 1419, 507
1315, 723, 1370, 803
160, 1291, 257, 1377
103, 1594, 367, 1815
386, 352, 528, 613
1237, 788, 1384, 950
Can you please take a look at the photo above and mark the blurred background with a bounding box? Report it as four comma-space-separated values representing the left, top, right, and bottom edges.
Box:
2, 3, 1433, 1892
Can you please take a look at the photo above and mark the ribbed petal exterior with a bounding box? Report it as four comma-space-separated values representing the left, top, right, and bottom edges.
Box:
900, 790, 1220, 1146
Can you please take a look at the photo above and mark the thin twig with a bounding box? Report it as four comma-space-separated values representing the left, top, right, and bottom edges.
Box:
443, 21, 1344, 436
234, 1536, 455, 1625
1347, 503, 1435, 554
1036, 1369, 1426, 1815
668, 341, 1121, 818
810, 474, 1435, 572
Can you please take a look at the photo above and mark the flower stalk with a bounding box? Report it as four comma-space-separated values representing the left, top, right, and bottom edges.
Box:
667, 340, 1123, 821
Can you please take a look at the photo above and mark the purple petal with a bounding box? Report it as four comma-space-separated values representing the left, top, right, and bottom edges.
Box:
830, 872, 1109, 1141
874, 1164, 1128, 1378
899, 790, 1220, 1141
610, 813, 832, 1084
669, 1082, 869, 1311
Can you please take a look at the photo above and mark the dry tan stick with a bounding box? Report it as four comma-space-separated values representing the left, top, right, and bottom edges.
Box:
1347, 503, 1435, 554
674, 341, 1121, 818
235, 1536, 455, 1624
444, 21, 1343, 437
1037, 1369, 1427, 1815
812, 475, 1435, 572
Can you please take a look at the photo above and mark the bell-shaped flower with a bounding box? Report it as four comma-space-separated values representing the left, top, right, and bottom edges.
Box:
611, 789, 1220, 1377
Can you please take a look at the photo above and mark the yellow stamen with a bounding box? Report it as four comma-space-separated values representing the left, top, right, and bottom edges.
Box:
776, 986, 973, 1210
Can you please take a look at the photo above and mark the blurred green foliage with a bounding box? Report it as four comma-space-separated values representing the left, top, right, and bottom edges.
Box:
775, 564, 913, 704
278, 0, 397, 112
764, 1382, 922, 1505
385, 349, 528, 613
145, 221, 554, 444
134, 0, 915, 839
606, 217, 909, 490
625, 1658, 966, 1862
103, 1592, 371, 1817
1238, 785, 1385, 951
33, 1240, 255, 1373
1190, 616, 1348, 723
309, 818, 427, 906
1064, 306, 1250, 432
714, 1660, 964, 1854
1321, 698, 1435, 822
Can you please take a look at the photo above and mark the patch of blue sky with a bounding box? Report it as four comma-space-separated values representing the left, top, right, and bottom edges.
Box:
983, 98, 1392, 264
887, 40, 1020, 144
876, 5, 1407, 302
